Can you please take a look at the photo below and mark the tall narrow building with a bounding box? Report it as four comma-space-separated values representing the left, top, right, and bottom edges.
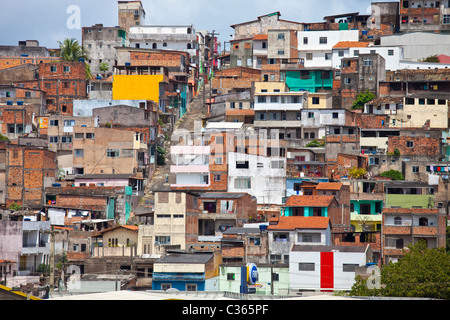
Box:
118, 1, 146, 33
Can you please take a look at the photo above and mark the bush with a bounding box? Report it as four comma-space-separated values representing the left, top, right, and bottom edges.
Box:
380, 169, 404, 180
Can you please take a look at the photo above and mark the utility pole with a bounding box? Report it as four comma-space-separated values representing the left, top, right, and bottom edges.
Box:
49, 225, 55, 292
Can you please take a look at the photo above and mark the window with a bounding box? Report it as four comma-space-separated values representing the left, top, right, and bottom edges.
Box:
63, 120, 75, 127
75, 133, 84, 139
332, 112, 339, 119
277, 33, 285, 40
257, 96, 266, 103
407, 141, 414, 148
394, 217, 402, 225
412, 166, 419, 173
61, 136, 72, 143
63, 66, 70, 72
215, 157, 223, 165
325, 53, 332, 60
405, 98, 415, 105
444, 15, 450, 24
338, 50, 344, 57
234, 177, 251, 189
50, 66, 57, 72
74, 149, 84, 157
213, 174, 221, 181
363, 58, 373, 66
270, 96, 278, 103
344, 78, 351, 84
49, 136, 58, 143
227, 273, 235, 281
354, 50, 359, 56
49, 119, 59, 127
319, 37, 327, 44
306, 53, 313, 60
298, 263, 315, 271
278, 50, 285, 55
107, 149, 120, 158
308, 112, 314, 119
343, 264, 359, 272
85, 133, 95, 139
419, 217, 428, 226
236, 161, 249, 169
155, 236, 171, 245
186, 284, 197, 291
303, 37, 308, 44
388, 49, 394, 56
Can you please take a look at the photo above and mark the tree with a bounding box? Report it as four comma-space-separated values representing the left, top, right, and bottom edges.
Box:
422, 55, 440, 63
58, 38, 91, 80
99, 63, 109, 77
380, 169, 404, 180
305, 139, 325, 148
349, 241, 450, 299
351, 89, 375, 110
58, 38, 87, 62
348, 167, 367, 179
381, 241, 450, 299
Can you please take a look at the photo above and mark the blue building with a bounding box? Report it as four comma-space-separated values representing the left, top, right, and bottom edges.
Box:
152, 252, 220, 291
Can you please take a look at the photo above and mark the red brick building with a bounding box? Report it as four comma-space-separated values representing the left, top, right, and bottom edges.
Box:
5, 144, 57, 209
382, 207, 447, 264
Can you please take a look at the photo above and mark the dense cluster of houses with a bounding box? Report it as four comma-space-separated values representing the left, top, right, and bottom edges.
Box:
0, 0, 450, 299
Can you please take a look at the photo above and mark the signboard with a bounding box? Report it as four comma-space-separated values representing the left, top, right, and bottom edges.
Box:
247, 263, 258, 285
39, 117, 48, 129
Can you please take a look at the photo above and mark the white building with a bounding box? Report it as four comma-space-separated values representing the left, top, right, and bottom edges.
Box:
332, 42, 450, 71
297, 30, 359, 68
289, 245, 373, 292
227, 151, 286, 205
128, 25, 198, 64
170, 145, 210, 188
267, 216, 332, 264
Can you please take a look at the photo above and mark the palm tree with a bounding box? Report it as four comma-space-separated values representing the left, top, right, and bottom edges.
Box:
58, 38, 87, 62
58, 38, 91, 79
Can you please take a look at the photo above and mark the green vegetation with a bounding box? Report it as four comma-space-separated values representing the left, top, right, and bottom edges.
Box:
351, 89, 375, 110
349, 241, 450, 299
379, 169, 404, 180
58, 38, 91, 79
348, 167, 367, 179
157, 146, 166, 165
305, 139, 325, 148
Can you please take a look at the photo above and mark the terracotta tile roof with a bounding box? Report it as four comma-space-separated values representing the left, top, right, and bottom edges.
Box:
316, 182, 343, 191
99, 225, 139, 234
285, 195, 335, 207
253, 34, 268, 41
268, 216, 330, 230
332, 41, 369, 49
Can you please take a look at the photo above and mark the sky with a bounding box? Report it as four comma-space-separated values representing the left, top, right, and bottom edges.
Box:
0, 0, 389, 50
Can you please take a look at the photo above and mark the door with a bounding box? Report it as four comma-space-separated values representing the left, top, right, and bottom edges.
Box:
320, 252, 334, 290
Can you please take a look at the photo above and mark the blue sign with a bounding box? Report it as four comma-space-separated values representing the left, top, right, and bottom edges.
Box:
247, 263, 258, 285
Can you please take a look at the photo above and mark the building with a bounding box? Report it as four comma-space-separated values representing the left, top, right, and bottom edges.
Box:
152, 191, 199, 254
5, 145, 57, 209
298, 30, 359, 68
92, 225, 139, 257
339, 53, 386, 110
267, 216, 332, 264
71, 126, 147, 176
118, 1, 146, 33
399, 0, 450, 33
289, 244, 373, 292
82, 24, 127, 76
152, 251, 221, 291
197, 192, 257, 237
220, 226, 268, 264
382, 207, 447, 264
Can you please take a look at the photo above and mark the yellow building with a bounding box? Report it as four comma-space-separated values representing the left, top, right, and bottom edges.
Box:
112, 74, 164, 101
390, 97, 449, 129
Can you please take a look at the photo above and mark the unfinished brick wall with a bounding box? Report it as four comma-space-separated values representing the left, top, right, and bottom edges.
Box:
388, 136, 440, 156
6, 146, 57, 208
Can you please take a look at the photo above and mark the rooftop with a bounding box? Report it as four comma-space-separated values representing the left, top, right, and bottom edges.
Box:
285, 195, 335, 207
332, 41, 369, 49
268, 216, 330, 230
315, 182, 343, 191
